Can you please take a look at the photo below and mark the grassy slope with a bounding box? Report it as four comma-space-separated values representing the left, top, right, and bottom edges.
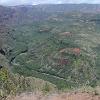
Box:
0, 67, 56, 99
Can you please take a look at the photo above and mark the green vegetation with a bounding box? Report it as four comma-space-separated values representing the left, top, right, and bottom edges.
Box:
6, 13, 99, 89
0, 67, 56, 99
0, 5, 100, 98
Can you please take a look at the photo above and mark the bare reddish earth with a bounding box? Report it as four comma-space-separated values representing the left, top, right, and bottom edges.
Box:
7, 92, 100, 100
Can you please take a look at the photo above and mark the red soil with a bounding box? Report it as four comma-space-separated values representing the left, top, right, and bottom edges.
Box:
72, 48, 81, 54
7, 92, 100, 100
59, 48, 81, 54
59, 32, 72, 36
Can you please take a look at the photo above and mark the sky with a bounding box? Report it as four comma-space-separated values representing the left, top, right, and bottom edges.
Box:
0, 0, 100, 6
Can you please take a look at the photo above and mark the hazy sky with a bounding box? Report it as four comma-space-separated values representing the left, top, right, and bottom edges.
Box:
0, 0, 100, 6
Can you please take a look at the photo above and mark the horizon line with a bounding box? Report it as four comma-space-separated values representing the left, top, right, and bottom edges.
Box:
1, 3, 100, 7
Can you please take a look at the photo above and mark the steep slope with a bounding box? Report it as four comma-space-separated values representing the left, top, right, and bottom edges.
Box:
0, 67, 56, 99
0, 4, 100, 97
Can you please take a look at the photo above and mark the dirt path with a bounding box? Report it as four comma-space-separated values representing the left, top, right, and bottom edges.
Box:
7, 92, 100, 100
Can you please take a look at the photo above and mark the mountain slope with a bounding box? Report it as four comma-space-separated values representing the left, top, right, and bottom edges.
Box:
0, 4, 100, 97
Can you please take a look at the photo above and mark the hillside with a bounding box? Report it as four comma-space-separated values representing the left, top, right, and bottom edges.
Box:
0, 4, 100, 99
